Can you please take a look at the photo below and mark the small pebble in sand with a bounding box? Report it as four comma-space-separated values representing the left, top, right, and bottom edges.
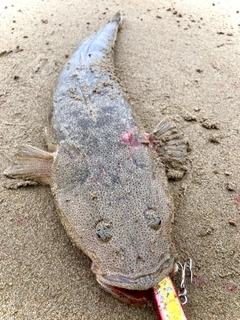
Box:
183, 112, 197, 122
208, 134, 221, 143
228, 219, 237, 226
224, 171, 231, 176
194, 107, 201, 112
201, 118, 220, 130
226, 181, 236, 191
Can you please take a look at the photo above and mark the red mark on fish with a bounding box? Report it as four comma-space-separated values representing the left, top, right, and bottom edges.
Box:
121, 126, 156, 149
121, 126, 140, 147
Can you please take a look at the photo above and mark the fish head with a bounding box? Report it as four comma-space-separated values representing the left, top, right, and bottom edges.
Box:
53, 143, 175, 303
89, 197, 175, 295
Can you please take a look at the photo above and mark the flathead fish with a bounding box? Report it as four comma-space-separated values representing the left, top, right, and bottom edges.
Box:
4, 12, 188, 305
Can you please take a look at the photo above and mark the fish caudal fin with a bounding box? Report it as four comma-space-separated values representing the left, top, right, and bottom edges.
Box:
4, 145, 54, 185
111, 11, 122, 25
152, 120, 189, 180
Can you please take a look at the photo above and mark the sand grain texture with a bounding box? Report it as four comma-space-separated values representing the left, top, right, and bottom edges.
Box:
1, 0, 239, 319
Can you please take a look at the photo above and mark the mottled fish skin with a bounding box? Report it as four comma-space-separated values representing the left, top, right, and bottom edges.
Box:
50, 12, 175, 291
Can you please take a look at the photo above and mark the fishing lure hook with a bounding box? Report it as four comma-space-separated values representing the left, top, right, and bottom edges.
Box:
176, 258, 193, 305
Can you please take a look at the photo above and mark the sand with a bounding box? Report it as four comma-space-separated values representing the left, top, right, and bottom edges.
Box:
0, 0, 239, 319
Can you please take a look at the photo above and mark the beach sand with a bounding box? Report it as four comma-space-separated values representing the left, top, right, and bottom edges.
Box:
1, 0, 239, 319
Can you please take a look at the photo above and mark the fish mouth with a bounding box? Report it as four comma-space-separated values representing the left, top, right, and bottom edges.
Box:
91, 257, 174, 291
95, 280, 152, 306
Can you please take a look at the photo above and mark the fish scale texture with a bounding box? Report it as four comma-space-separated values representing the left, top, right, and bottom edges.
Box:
50, 15, 174, 290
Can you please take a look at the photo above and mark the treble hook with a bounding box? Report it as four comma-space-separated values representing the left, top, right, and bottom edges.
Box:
176, 258, 193, 305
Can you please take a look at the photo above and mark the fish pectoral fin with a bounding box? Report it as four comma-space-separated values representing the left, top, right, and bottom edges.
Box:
4, 145, 55, 185
152, 119, 189, 180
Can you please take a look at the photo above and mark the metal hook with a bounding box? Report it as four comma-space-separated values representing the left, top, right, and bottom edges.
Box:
179, 291, 188, 305
187, 257, 193, 283
175, 258, 193, 305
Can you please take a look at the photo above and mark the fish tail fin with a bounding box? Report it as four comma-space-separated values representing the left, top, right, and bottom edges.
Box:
4, 145, 54, 185
111, 11, 123, 26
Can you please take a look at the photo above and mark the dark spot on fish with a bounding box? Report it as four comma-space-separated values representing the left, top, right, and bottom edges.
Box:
70, 166, 90, 185
134, 161, 147, 170
111, 174, 120, 185
144, 208, 161, 230
96, 221, 113, 242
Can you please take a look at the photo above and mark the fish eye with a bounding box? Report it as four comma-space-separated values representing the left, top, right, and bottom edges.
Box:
96, 221, 113, 242
144, 208, 161, 230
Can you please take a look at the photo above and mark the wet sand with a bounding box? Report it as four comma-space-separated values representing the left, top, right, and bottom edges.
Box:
1, 0, 239, 319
